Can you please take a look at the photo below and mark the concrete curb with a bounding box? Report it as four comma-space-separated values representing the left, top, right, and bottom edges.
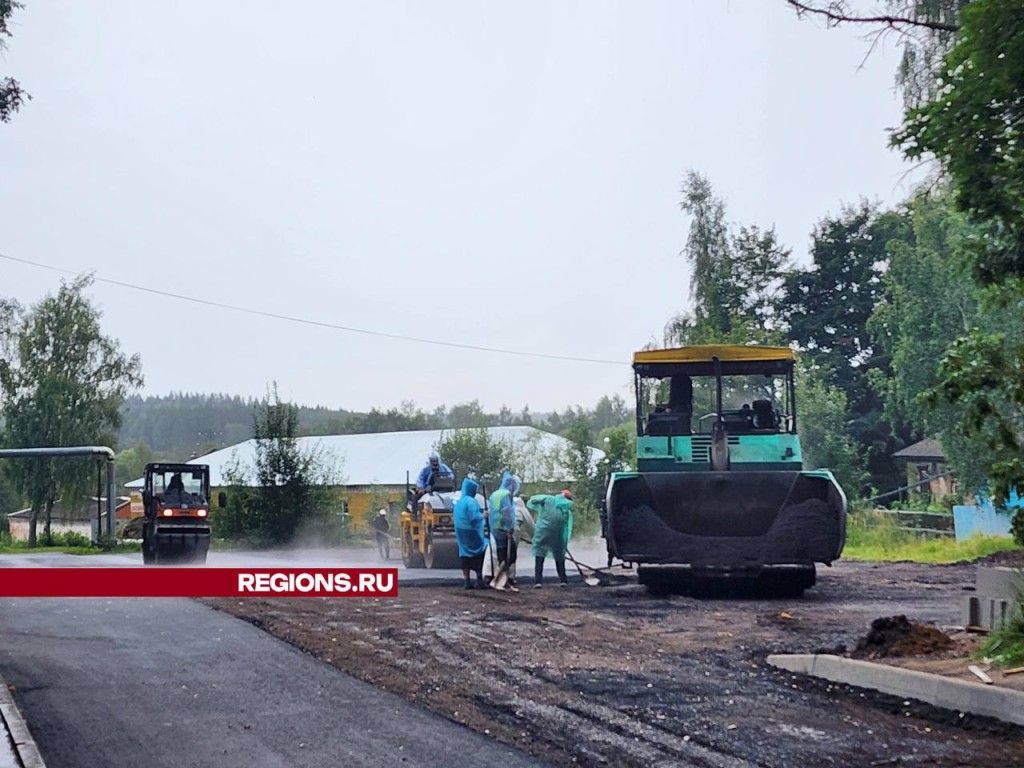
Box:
0, 677, 45, 768
767, 654, 1024, 727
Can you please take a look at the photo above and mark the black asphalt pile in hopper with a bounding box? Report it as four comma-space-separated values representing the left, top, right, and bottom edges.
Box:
613, 498, 837, 567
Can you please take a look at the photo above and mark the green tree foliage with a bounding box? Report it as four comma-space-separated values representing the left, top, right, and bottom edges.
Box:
215, 386, 342, 546
892, 0, 970, 109
787, 1, 969, 110
508, 428, 559, 484
660, 170, 877, 495
889, 0, 1024, 540
783, 0, 972, 189
920, 317, 1024, 545
780, 202, 914, 495
892, 0, 1024, 287
114, 443, 155, 492
864, 192, 1005, 494
678, 170, 734, 338
344, 404, 439, 434
781, 202, 902, 383
667, 171, 792, 347
117, 392, 624, 457
544, 405, 587, 434
0, 470, 19, 515
562, 418, 596, 488
948, 287, 1024, 507
0, 1, 29, 123
0, 297, 14, 520
729, 225, 793, 335
557, 417, 608, 531
596, 426, 634, 476
590, 395, 632, 432
925, 330, 1024, 513
435, 428, 518, 490
446, 399, 491, 428
0, 276, 143, 545
120, 393, 257, 456
868, 193, 975, 432
796, 365, 865, 496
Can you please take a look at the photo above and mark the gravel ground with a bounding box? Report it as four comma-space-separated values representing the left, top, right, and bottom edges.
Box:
204, 558, 1024, 767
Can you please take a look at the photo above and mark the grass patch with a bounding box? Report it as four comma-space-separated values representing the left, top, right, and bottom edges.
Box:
209, 534, 377, 551
979, 614, 1024, 668
843, 512, 1020, 563
0, 543, 142, 555
978, 581, 1024, 669
0, 534, 141, 556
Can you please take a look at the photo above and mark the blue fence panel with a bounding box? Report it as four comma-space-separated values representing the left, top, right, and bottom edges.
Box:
953, 493, 1017, 542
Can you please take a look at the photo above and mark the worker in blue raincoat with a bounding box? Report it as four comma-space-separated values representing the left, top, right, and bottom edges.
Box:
416, 452, 453, 495
527, 490, 574, 587
453, 477, 487, 589
488, 471, 521, 590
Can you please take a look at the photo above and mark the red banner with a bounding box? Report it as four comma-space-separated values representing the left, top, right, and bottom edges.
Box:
0, 568, 399, 598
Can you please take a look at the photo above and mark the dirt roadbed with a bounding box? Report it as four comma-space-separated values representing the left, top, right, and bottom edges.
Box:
204, 560, 1024, 767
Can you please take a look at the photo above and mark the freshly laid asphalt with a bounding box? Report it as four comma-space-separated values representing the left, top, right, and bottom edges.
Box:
0, 597, 542, 768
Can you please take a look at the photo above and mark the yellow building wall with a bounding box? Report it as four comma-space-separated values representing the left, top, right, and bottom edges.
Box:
207, 484, 408, 534
340, 487, 407, 532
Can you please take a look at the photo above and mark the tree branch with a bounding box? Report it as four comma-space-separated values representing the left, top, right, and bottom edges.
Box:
786, 1, 960, 33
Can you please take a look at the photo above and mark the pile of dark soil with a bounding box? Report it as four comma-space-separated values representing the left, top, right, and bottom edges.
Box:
975, 548, 1024, 567
852, 614, 954, 659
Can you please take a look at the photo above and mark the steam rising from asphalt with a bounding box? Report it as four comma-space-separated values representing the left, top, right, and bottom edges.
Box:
207, 537, 612, 572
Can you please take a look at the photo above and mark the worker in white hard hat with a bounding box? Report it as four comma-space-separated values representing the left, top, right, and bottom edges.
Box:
371, 508, 391, 559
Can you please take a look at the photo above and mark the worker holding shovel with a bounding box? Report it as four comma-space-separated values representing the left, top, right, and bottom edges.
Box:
527, 490, 574, 587
371, 509, 391, 560
488, 471, 521, 591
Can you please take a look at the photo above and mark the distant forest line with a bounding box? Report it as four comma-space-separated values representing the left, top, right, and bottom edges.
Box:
118, 392, 634, 459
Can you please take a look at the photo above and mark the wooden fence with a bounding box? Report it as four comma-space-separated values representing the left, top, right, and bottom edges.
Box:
856, 508, 955, 537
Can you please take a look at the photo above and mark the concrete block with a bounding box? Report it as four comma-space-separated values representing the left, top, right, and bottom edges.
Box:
976, 566, 1024, 598
768, 654, 1024, 727
961, 567, 1023, 630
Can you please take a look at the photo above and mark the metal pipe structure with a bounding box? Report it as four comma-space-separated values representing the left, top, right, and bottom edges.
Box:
0, 447, 117, 541
712, 357, 723, 424
864, 471, 954, 504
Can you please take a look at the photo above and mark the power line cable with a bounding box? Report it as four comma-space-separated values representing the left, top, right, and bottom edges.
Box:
0, 251, 625, 365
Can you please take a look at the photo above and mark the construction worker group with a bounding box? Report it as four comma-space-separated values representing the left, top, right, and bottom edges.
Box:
453, 468, 575, 592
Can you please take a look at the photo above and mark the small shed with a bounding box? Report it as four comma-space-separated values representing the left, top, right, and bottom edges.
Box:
7, 497, 131, 542
892, 438, 955, 500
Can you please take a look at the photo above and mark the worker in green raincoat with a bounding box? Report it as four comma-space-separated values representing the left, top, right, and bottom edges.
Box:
526, 490, 574, 587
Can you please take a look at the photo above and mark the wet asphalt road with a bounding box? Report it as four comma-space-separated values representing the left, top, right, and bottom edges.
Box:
0, 596, 542, 768
0, 549, 553, 768
0, 541, 610, 578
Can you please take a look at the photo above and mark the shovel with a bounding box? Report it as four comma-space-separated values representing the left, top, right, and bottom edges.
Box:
565, 548, 627, 587
490, 535, 514, 591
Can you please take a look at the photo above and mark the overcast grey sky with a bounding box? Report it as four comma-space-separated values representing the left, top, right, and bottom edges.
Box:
1, 1, 918, 414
